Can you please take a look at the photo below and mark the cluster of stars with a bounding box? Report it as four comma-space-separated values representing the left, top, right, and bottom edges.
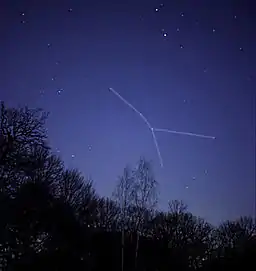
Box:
18, 4, 246, 103
54, 148, 77, 160
184, 170, 209, 190
152, 6, 243, 56
18, 5, 245, 104
20, 12, 26, 24
150, 6, 245, 77
40, 9, 75, 98
54, 147, 91, 159
156, 7, 186, 46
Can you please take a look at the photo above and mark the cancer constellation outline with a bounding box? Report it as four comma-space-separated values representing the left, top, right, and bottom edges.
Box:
108, 87, 215, 168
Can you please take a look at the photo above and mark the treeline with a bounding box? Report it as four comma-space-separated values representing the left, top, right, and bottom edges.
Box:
0, 102, 255, 271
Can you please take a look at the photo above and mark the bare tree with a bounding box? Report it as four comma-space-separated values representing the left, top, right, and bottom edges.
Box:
0, 102, 48, 190
113, 165, 134, 225
132, 158, 158, 270
215, 216, 256, 255
113, 158, 158, 271
97, 197, 119, 230
0, 102, 48, 160
113, 165, 134, 271
160, 200, 215, 269
57, 168, 98, 227
168, 199, 188, 214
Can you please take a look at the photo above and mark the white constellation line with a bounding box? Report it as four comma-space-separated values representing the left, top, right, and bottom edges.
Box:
108, 87, 163, 167
109, 87, 152, 129
108, 87, 215, 167
153, 128, 216, 140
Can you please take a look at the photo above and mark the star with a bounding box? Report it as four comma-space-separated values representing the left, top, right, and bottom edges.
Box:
71, 154, 75, 158
57, 88, 64, 95
155, 8, 159, 12
163, 33, 167, 37
180, 44, 184, 49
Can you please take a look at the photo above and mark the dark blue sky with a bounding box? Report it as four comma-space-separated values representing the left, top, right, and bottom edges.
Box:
2, 0, 255, 224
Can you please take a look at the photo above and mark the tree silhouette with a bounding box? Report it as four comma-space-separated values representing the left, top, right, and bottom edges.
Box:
0, 102, 49, 269
97, 197, 119, 230
0, 101, 255, 271
204, 216, 256, 270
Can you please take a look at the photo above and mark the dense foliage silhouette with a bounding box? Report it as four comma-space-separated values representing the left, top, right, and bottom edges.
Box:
0, 102, 255, 270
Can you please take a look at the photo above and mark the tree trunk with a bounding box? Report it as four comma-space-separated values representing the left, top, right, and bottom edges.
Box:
122, 229, 124, 271
135, 231, 139, 270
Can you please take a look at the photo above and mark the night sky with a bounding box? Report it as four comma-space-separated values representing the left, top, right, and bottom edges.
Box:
2, 0, 255, 225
